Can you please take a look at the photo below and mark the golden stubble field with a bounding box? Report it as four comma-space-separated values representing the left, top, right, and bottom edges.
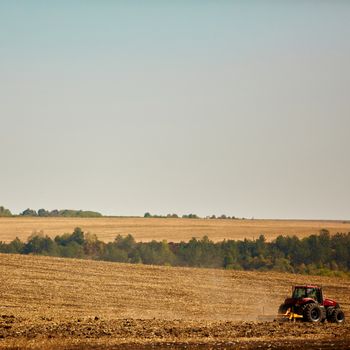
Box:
1, 253, 350, 321
0, 217, 349, 243
0, 253, 350, 349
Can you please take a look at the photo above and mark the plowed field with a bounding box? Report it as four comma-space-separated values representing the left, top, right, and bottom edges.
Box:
0, 217, 349, 243
0, 254, 349, 349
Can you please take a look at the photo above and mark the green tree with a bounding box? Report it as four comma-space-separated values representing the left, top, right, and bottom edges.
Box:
272, 258, 294, 273
70, 227, 85, 245
38, 208, 50, 217
60, 241, 84, 258
114, 234, 136, 252
58, 209, 102, 217
2, 237, 24, 253
182, 213, 199, 219
102, 243, 129, 262
23, 233, 58, 255
20, 208, 38, 216
0, 206, 12, 217
83, 232, 104, 258
138, 240, 176, 265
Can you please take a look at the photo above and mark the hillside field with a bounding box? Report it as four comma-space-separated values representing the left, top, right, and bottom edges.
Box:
0, 217, 349, 243
0, 253, 350, 349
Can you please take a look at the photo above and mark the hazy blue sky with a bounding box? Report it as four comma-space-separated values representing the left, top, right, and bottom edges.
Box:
1, 1, 349, 219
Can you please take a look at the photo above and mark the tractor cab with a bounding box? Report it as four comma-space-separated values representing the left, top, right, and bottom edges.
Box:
292, 285, 323, 304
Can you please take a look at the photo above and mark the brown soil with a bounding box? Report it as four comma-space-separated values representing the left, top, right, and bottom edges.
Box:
0, 317, 349, 349
0, 254, 349, 349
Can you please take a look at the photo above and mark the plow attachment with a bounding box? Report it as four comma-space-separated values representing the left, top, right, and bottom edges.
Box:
277, 308, 303, 322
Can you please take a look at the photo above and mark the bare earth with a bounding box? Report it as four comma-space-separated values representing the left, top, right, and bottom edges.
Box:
0, 254, 349, 349
0, 217, 349, 243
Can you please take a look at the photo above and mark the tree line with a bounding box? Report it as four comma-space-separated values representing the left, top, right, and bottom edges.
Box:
144, 212, 243, 219
144, 212, 199, 219
0, 206, 102, 217
1, 205, 245, 219
0, 228, 349, 277
20, 208, 103, 217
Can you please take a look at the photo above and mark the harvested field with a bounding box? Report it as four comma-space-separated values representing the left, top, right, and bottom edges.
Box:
0, 217, 349, 243
1, 317, 350, 349
0, 253, 349, 349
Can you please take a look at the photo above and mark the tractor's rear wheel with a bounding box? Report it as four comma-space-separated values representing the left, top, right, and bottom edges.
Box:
330, 308, 345, 324
302, 303, 322, 322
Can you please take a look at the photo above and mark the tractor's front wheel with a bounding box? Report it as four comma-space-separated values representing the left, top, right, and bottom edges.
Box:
302, 303, 322, 322
329, 308, 345, 324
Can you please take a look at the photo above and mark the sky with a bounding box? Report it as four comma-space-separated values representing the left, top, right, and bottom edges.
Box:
0, 1, 349, 219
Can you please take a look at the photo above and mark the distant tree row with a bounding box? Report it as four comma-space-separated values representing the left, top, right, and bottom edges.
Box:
144, 212, 179, 218
206, 214, 240, 220
1, 206, 246, 220
20, 208, 103, 217
1, 228, 349, 277
0, 205, 103, 218
144, 212, 200, 219
143, 213, 242, 219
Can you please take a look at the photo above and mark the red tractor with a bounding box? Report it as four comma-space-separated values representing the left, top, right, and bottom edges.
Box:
278, 285, 345, 323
